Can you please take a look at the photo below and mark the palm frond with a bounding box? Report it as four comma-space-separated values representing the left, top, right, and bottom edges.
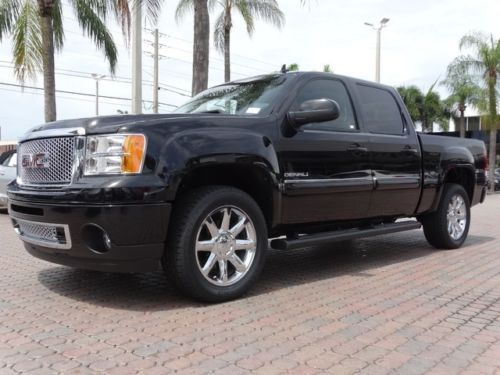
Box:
240, 0, 284, 29
12, 0, 43, 83
175, 0, 193, 22
235, 1, 254, 35
110, 0, 130, 44
459, 32, 488, 52
134, 0, 163, 24
52, 0, 64, 51
454, 54, 485, 77
213, 10, 225, 52
0, 0, 21, 40
71, 0, 118, 74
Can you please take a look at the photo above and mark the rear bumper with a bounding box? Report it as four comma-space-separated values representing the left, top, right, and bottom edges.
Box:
8, 199, 171, 272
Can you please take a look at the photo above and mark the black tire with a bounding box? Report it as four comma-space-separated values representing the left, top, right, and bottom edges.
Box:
163, 186, 268, 302
421, 183, 471, 249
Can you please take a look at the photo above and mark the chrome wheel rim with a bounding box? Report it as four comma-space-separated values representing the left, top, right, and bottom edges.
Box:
447, 194, 467, 240
195, 206, 257, 286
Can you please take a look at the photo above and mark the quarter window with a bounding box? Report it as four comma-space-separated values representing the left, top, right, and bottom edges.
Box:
356, 84, 405, 135
291, 79, 358, 132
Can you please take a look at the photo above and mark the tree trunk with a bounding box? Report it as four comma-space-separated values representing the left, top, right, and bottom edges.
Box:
191, 0, 209, 96
39, 4, 56, 122
459, 105, 465, 138
223, 9, 231, 83
488, 80, 497, 192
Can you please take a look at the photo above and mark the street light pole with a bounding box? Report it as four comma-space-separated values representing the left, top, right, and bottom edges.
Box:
153, 28, 159, 114
364, 18, 390, 83
91, 74, 105, 116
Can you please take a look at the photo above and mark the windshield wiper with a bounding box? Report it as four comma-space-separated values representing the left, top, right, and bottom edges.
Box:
196, 109, 226, 114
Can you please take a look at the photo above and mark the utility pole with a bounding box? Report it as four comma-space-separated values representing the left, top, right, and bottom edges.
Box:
91, 74, 105, 116
131, 2, 142, 114
364, 18, 390, 83
153, 28, 159, 114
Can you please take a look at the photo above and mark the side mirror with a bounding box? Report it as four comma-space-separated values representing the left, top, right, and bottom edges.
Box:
287, 99, 340, 129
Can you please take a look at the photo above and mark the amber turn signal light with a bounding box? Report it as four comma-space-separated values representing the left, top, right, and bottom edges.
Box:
122, 135, 146, 174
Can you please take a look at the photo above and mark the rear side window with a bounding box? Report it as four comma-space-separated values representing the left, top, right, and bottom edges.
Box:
291, 79, 358, 132
357, 84, 405, 135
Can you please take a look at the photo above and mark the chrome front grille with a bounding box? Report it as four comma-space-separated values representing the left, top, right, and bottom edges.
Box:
18, 137, 75, 186
12, 218, 71, 249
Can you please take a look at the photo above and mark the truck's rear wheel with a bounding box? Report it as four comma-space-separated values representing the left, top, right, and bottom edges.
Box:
422, 183, 470, 249
163, 186, 267, 302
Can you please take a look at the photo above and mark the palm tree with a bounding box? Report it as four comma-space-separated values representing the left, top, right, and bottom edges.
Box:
212, 0, 284, 82
0, 0, 162, 123
441, 57, 481, 138
397, 83, 449, 132
458, 32, 500, 192
176, 0, 209, 95
177, 0, 285, 84
397, 85, 424, 124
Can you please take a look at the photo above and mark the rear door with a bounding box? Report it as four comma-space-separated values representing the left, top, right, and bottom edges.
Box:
354, 83, 422, 217
278, 78, 373, 224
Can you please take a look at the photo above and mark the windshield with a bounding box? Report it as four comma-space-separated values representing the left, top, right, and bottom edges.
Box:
174, 75, 288, 116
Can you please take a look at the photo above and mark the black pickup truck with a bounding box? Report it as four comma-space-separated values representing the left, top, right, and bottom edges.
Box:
8, 72, 488, 302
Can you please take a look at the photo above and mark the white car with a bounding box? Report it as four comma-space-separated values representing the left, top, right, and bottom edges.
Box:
0, 151, 17, 210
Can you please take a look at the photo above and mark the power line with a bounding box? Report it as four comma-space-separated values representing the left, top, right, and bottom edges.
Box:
144, 39, 271, 74
144, 28, 279, 69
0, 62, 191, 97
0, 82, 178, 108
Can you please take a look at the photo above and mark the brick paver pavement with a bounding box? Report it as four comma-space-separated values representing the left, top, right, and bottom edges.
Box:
1, 196, 500, 374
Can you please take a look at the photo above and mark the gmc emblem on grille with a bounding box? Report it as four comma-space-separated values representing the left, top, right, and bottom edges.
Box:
22, 153, 50, 169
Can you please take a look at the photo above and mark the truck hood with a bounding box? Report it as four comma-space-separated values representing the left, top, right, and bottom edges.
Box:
22, 113, 256, 140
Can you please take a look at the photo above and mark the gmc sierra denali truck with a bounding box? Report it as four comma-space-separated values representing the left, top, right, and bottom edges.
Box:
8, 72, 488, 302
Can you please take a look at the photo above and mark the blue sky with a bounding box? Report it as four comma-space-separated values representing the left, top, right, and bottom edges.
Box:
0, 0, 499, 140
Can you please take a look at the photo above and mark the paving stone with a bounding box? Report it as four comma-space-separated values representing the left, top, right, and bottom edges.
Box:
0, 196, 499, 373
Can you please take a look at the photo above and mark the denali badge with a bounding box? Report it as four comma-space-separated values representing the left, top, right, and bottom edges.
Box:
22, 153, 50, 169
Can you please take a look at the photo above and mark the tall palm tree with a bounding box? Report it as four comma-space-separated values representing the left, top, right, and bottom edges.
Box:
176, 0, 209, 95
178, 0, 284, 83
0, 0, 161, 123
459, 32, 500, 192
441, 57, 481, 138
213, 0, 284, 82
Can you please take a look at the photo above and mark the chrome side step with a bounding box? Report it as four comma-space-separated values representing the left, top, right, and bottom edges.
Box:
270, 221, 421, 251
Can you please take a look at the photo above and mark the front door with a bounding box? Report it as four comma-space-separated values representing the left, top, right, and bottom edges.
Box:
278, 78, 373, 224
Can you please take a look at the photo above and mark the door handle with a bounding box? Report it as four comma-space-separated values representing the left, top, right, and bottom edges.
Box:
402, 145, 419, 155
347, 143, 368, 153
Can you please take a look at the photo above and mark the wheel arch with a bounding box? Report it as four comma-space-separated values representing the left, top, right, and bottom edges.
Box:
175, 161, 281, 232
429, 165, 476, 212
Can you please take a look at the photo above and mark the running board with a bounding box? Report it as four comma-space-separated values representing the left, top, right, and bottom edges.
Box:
270, 221, 422, 251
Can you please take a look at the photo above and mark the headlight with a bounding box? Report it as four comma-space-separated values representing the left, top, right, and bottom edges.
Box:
84, 134, 146, 175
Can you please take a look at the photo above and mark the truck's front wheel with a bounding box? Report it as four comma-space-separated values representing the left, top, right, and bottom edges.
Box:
163, 186, 267, 302
422, 183, 471, 249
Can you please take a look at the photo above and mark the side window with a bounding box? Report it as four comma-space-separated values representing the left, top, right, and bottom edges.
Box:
291, 79, 357, 132
356, 84, 405, 135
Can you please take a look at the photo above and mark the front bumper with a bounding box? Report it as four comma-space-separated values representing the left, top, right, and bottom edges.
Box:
8, 199, 171, 272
